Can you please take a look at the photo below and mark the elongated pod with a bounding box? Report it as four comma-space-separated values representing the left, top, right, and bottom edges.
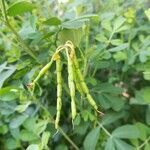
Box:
55, 54, 62, 129
72, 65, 84, 95
33, 58, 54, 84
65, 41, 99, 111
32, 45, 66, 85
66, 49, 77, 120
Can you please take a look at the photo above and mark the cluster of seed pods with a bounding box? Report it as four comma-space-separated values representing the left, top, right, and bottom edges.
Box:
30, 41, 102, 129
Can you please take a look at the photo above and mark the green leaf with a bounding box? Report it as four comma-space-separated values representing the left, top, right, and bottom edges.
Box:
5, 138, 20, 150
113, 51, 127, 62
26, 144, 39, 150
103, 94, 125, 111
23, 117, 36, 131
55, 144, 68, 150
83, 126, 100, 150
10, 128, 20, 140
112, 125, 140, 139
95, 34, 108, 43
114, 138, 134, 150
43, 17, 61, 26
102, 111, 127, 125
96, 83, 123, 94
143, 88, 150, 103
20, 129, 39, 142
101, 20, 112, 32
105, 137, 115, 150
59, 28, 83, 46
143, 71, 150, 80
0, 62, 16, 88
0, 62, 7, 73
113, 17, 126, 31
7, 1, 35, 16
130, 87, 150, 105
0, 125, 8, 134
9, 114, 28, 128
108, 43, 128, 52
41, 131, 51, 149
135, 122, 150, 141
0, 101, 16, 115
0, 87, 19, 101
62, 20, 85, 29
34, 120, 48, 135
62, 14, 99, 29
146, 106, 150, 125
144, 143, 150, 150
145, 8, 150, 20
111, 39, 123, 46
15, 101, 31, 113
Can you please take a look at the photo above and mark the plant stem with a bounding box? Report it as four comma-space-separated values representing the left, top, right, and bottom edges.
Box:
58, 127, 79, 150
31, 94, 79, 150
97, 121, 112, 137
136, 136, 150, 150
1, 0, 38, 62
83, 25, 90, 77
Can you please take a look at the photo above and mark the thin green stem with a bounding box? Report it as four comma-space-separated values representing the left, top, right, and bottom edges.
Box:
136, 136, 150, 150
97, 121, 112, 137
58, 127, 79, 150
83, 25, 90, 77
1, 0, 38, 62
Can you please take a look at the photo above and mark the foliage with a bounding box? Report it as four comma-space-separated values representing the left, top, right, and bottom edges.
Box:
0, 0, 150, 149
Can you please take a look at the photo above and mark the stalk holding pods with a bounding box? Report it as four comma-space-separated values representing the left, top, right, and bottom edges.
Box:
66, 49, 77, 120
55, 54, 62, 129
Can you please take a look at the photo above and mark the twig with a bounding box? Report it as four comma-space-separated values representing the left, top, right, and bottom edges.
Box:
1, 0, 38, 62
136, 136, 150, 150
97, 121, 112, 137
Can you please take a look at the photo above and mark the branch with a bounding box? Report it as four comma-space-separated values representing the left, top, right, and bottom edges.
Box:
1, 0, 38, 62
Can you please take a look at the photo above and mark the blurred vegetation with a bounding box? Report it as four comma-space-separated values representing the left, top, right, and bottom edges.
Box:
0, 0, 150, 149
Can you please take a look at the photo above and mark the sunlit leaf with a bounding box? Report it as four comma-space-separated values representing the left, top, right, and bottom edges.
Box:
7, 1, 35, 16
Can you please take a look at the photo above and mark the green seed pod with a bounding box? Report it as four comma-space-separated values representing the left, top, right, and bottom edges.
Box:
55, 56, 62, 129
86, 94, 98, 110
66, 49, 77, 120
71, 97, 76, 119
33, 58, 54, 83
80, 82, 89, 94
73, 65, 84, 95
66, 44, 100, 112
55, 98, 62, 129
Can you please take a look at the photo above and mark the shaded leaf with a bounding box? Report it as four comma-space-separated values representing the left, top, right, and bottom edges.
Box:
0, 87, 19, 101
5, 138, 20, 150
0, 62, 16, 88
108, 43, 128, 52
105, 137, 115, 150
15, 101, 31, 113
20, 129, 39, 142
112, 125, 140, 139
102, 111, 127, 125
9, 114, 28, 128
114, 138, 134, 150
83, 126, 100, 150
